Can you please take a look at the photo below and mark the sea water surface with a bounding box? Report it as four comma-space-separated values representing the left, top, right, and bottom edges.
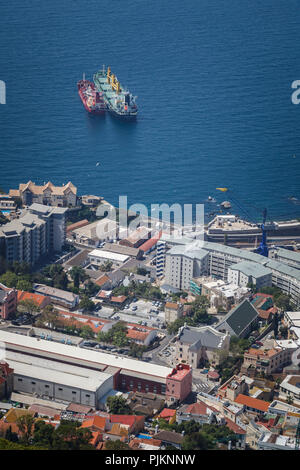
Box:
1, 0, 300, 222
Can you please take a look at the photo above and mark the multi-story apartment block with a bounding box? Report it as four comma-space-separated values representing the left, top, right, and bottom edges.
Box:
241, 345, 294, 376
228, 261, 272, 289
0, 204, 67, 265
160, 240, 300, 307
9, 181, 77, 208
269, 247, 300, 271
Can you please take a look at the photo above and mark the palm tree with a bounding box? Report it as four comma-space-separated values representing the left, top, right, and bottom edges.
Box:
69, 266, 88, 289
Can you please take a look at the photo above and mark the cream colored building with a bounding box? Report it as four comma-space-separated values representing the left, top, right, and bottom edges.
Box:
175, 325, 230, 367
10, 181, 77, 207
164, 302, 183, 323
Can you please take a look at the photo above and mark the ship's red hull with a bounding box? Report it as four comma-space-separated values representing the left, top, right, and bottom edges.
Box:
77, 79, 106, 114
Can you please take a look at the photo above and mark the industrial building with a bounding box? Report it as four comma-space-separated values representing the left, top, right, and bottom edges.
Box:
6, 350, 113, 408
0, 331, 192, 404
88, 249, 129, 267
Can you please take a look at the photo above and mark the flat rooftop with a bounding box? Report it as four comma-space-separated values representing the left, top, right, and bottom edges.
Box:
0, 330, 172, 379
89, 249, 129, 263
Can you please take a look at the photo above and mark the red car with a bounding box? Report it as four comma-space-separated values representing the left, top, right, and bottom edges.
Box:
255, 341, 263, 346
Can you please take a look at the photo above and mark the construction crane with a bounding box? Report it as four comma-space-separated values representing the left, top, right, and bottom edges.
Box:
254, 208, 269, 257
216, 188, 269, 257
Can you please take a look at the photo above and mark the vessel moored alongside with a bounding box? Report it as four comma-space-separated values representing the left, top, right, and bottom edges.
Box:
93, 66, 138, 120
77, 75, 107, 114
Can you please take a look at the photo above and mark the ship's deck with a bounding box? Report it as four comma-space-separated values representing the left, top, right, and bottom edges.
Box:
94, 74, 126, 101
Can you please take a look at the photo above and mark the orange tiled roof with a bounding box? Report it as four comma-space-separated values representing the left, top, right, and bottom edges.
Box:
17, 290, 49, 307
159, 408, 176, 419
94, 275, 110, 287
66, 219, 89, 232
247, 347, 279, 358
110, 295, 127, 303
235, 394, 270, 412
81, 416, 107, 431
165, 302, 179, 310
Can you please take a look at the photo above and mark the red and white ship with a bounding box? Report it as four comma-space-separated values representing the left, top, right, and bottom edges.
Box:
77, 74, 106, 114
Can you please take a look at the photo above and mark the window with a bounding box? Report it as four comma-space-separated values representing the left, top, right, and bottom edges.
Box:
72, 391, 76, 395
31, 381, 36, 385
18, 378, 23, 382
86, 394, 90, 398
58, 387, 63, 391
45, 385, 49, 388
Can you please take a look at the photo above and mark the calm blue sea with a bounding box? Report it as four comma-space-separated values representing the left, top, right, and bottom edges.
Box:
1, 0, 300, 222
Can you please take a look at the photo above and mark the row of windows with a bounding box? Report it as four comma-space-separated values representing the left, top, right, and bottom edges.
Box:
17, 379, 90, 397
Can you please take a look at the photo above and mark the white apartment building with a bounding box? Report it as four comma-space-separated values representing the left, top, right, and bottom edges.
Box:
228, 261, 272, 289
269, 247, 300, 270
160, 240, 300, 307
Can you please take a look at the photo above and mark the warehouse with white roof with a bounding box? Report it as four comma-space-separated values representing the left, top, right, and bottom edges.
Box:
88, 249, 129, 267
0, 330, 192, 403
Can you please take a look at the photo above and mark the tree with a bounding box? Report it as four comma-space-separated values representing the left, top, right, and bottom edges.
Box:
0, 271, 18, 288
53, 271, 68, 290
52, 421, 93, 450
17, 299, 40, 319
128, 343, 146, 358
84, 280, 99, 297
70, 266, 88, 290
275, 294, 291, 312
181, 432, 214, 450
105, 439, 130, 450
16, 414, 35, 444
79, 325, 95, 339
79, 296, 95, 313
32, 420, 54, 448
37, 304, 60, 330
16, 279, 33, 292
99, 261, 113, 272
106, 396, 132, 415
5, 426, 19, 443
273, 312, 279, 338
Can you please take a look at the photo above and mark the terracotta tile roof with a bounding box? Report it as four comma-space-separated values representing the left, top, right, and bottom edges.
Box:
94, 275, 111, 287
108, 423, 129, 436
158, 408, 176, 419
165, 302, 179, 310
224, 418, 246, 434
185, 401, 209, 416
139, 231, 162, 253
66, 219, 89, 232
258, 309, 272, 320
3, 408, 35, 423
110, 295, 127, 303
17, 290, 50, 307
110, 415, 144, 427
126, 329, 149, 341
246, 348, 279, 358
90, 431, 102, 446
57, 310, 111, 334
129, 437, 161, 449
17, 181, 77, 196
235, 394, 270, 412
81, 416, 107, 431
